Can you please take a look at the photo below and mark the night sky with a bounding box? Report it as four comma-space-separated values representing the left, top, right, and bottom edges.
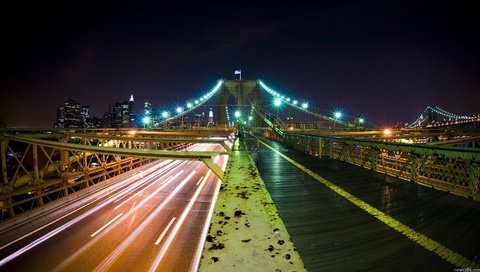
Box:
1, 1, 479, 128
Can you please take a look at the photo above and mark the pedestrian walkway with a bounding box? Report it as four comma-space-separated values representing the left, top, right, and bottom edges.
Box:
199, 138, 306, 271
256, 138, 480, 271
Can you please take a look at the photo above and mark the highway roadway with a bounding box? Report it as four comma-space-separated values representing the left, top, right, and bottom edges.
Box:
0, 143, 229, 272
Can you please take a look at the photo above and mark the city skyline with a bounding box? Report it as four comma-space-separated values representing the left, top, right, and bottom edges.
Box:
1, 1, 479, 128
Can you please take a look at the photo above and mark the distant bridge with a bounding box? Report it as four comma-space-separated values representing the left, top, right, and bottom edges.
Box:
408, 106, 480, 129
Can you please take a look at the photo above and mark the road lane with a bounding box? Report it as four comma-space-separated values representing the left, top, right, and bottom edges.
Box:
0, 142, 229, 271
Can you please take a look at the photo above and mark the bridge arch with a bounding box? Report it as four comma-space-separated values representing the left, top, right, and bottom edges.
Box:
217, 80, 265, 127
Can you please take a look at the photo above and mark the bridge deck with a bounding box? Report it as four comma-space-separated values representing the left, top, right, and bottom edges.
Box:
256, 138, 480, 271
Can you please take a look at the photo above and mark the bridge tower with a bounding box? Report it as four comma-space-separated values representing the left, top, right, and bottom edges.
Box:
218, 80, 265, 126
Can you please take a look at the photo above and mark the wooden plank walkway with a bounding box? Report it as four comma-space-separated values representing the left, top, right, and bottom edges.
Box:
256, 138, 480, 271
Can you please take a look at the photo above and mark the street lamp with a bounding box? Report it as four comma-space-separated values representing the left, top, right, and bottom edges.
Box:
273, 98, 282, 126
357, 116, 365, 130
333, 111, 342, 131
234, 110, 241, 133
142, 116, 151, 128
176, 107, 184, 127
162, 111, 170, 129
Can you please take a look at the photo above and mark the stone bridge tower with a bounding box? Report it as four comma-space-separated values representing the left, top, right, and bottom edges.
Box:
217, 80, 265, 127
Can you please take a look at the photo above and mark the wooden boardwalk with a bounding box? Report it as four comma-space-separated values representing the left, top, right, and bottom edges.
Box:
256, 138, 480, 271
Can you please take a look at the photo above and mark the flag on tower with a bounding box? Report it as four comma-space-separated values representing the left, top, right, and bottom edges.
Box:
234, 69, 242, 80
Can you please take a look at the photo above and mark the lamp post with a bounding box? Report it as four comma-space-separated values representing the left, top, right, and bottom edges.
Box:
234, 110, 241, 134
162, 111, 169, 129
142, 116, 151, 129
333, 111, 342, 132
356, 116, 365, 130
176, 107, 183, 128
273, 98, 282, 126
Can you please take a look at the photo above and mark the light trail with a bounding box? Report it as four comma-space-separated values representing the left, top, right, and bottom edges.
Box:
53, 169, 187, 271
94, 171, 197, 272
1, 142, 228, 270
155, 217, 177, 246
90, 213, 123, 238
0, 161, 169, 252
112, 160, 181, 204
149, 167, 215, 271
113, 161, 185, 209
191, 176, 221, 271
191, 153, 229, 271
196, 176, 204, 186
1, 160, 185, 268
0, 161, 171, 266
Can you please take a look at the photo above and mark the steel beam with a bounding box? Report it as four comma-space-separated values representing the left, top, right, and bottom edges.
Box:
200, 157, 224, 181
5, 135, 225, 161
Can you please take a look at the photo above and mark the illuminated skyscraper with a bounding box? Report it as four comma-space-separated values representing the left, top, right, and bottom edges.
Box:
63, 100, 82, 128
129, 94, 135, 126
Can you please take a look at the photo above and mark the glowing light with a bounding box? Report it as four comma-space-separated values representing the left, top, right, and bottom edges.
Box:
383, 129, 392, 135
334, 111, 342, 119
234, 111, 241, 118
212, 80, 223, 93
143, 116, 151, 125
186, 103, 193, 108
293, 100, 298, 105
301, 102, 308, 109
259, 81, 273, 93
176, 107, 183, 114
358, 117, 365, 123
161, 111, 169, 118
274, 98, 282, 107
248, 116, 253, 121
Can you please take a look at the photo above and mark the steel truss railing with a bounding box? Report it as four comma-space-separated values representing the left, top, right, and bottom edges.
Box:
0, 130, 232, 222
249, 103, 286, 139
261, 130, 480, 200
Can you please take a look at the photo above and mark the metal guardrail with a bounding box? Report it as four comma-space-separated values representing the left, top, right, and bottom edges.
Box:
261, 130, 480, 200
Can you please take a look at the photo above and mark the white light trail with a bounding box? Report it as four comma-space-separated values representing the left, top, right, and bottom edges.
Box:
196, 176, 204, 186
149, 169, 212, 272
112, 161, 182, 204
192, 153, 229, 271
94, 171, 197, 272
54, 168, 187, 271
113, 161, 186, 209
90, 213, 123, 238
155, 217, 177, 246
0, 161, 171, 265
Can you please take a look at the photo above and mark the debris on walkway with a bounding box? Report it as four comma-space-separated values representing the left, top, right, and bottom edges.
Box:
199, 139, 306, 271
